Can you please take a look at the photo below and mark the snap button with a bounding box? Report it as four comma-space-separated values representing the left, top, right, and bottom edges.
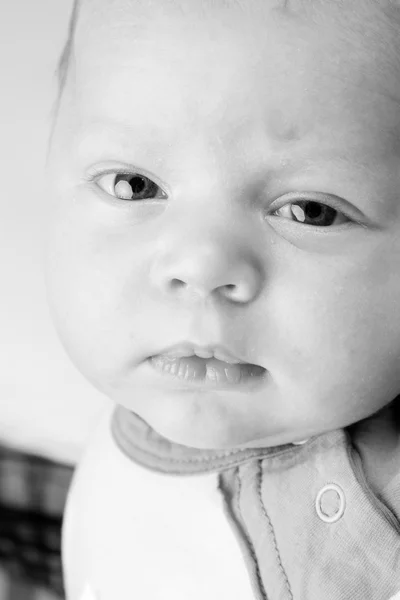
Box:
315, 484, 346, 523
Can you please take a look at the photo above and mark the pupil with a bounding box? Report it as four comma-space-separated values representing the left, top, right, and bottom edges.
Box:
305, 202, 322, 219
130, 176, 146, 194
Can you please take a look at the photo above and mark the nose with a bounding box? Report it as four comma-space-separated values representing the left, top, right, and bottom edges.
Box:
149, 225, 263, 305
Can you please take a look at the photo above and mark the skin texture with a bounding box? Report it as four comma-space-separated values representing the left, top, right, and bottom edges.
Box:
44, 0, 400, 467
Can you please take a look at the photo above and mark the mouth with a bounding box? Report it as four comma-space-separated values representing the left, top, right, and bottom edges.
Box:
148, 354, 267, 391
154, 341, 261, 364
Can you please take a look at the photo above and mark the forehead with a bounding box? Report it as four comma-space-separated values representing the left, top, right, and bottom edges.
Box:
73, 0, 400, 58
62, 0, 400, 164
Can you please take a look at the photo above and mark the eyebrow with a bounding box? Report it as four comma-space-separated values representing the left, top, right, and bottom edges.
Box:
75, 109, 305, 160
74, 111, 399, 176
75, 118, 162, 155
74, 118, 175, 173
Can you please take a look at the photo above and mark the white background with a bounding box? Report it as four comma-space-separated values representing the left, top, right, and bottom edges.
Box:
0, 0, 111, 465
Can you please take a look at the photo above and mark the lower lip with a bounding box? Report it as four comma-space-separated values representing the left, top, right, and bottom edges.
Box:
148, 355, 267, 390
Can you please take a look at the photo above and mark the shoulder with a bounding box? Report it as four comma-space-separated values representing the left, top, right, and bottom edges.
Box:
63, 403, 161, 599
62, 405, 247, 600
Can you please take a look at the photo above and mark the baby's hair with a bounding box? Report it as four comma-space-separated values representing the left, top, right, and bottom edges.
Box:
55, 0, 81, 109
46, 0, 400, 161
46, 0, 81, 158
50, 0, 400, 104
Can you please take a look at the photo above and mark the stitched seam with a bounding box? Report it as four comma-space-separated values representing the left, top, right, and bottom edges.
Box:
257, 461, 294, 600
112, 416, 242, 464
112, 411, 302, 466
236, 468, 268, 600
114, 434, 240, 474
113, 414, 261, 464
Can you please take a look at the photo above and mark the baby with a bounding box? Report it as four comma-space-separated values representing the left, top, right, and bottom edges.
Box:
43, 0, 400, 598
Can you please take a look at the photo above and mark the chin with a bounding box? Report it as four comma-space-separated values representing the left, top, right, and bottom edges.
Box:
125, 392, 289, 450
148, 417, 241, 450
154, 424, 232, 450
151, 418, 277, 451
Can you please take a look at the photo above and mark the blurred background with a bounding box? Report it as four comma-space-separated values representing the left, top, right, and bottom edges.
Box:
1, 1, 112, 597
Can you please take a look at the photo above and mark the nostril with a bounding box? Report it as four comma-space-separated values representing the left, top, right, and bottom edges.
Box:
170, 279, 186, 291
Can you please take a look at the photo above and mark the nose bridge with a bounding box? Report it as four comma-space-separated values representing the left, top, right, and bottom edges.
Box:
149, 200, 264, 304
170, 197, 239, 248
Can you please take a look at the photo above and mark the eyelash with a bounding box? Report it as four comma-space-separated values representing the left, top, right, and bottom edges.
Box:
85, 167, 168, 201
85, 167, 353, 228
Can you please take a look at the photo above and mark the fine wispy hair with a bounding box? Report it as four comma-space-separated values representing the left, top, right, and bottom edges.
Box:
46, 0, 400, 158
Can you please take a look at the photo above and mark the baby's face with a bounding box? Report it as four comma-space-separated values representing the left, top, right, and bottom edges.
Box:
44, 0, 400, 450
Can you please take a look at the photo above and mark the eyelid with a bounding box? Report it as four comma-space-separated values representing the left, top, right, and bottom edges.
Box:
270, 191, 367, 226
83, 164, 170, 198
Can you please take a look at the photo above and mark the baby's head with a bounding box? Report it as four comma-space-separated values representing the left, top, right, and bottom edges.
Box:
44, 0, 400, 450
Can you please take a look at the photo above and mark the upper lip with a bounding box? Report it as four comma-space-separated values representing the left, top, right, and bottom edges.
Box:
154, 342, 252, 365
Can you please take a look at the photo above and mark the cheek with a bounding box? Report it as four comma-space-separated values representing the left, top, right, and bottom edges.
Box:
44, 213, 120, 376
44, 207, 154, 391
271, 250, 400, 396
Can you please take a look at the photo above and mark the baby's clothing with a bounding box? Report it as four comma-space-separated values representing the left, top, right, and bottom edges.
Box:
382, 473, 400, 526
111, 406, 400, 600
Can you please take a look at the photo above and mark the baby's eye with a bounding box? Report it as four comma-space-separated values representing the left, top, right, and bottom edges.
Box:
94, 171, 167, 201
273, 200, 349, 227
